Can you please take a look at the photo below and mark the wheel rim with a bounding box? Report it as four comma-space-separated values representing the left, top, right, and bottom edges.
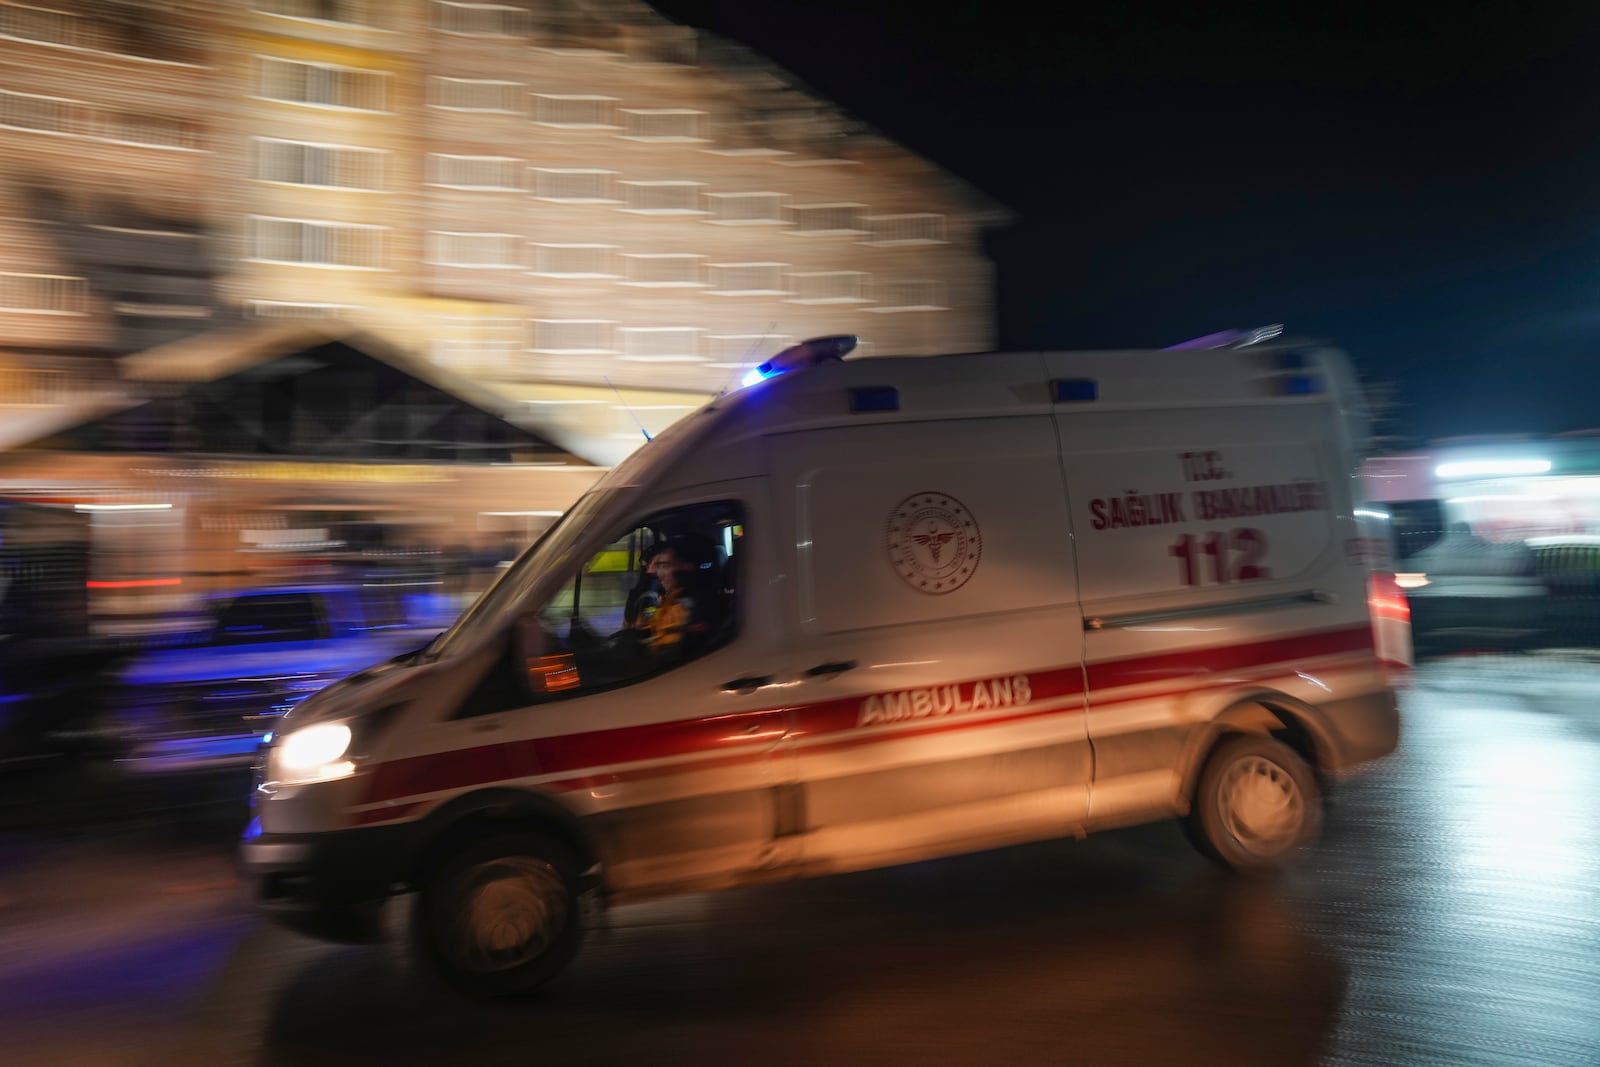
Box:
442, 856, 569, 974
1217, 754, 1304, 855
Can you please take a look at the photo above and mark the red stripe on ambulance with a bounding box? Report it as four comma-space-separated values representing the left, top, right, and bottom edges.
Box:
358, 624, 1375, 808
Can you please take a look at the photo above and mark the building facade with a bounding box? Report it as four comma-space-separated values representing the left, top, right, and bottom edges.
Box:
0, 0, 1005, 631
1, 0, 1004, 464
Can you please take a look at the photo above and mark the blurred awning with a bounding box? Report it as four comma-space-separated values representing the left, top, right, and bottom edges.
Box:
119, 318, 612, 466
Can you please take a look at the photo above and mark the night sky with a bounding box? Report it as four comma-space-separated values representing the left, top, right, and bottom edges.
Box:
651, 0, 1600, 444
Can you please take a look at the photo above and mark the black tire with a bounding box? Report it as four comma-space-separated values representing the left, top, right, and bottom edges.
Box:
413, 832, 584, 999
1185, 734, 1321, 874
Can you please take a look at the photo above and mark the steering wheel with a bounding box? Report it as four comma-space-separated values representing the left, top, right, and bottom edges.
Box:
565, 617, 602, 650
607, 626, 645, 652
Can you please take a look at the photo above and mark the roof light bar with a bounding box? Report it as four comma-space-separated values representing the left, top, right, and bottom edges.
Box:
739, 335, 859, 389
1167, 323, 1284, 350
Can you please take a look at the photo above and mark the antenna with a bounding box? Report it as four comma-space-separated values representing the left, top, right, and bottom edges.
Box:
606, 376, 650, 442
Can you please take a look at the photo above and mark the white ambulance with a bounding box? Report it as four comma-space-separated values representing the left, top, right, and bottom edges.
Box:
240, 335, 1407, 997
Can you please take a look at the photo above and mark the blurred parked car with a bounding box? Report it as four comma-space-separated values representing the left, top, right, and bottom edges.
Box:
1404, 524, 1546, 655
1526, 535, 1600, 648
106, 584, 446, 775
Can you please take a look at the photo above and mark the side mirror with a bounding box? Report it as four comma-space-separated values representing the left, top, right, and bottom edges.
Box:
528, 653, 580, 695
514, 616, 580, 695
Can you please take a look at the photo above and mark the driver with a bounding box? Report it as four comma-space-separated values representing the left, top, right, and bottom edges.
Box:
633, 541, 710, 658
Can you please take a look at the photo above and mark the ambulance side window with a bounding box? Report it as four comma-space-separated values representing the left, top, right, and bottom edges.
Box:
513, 500, 744, 701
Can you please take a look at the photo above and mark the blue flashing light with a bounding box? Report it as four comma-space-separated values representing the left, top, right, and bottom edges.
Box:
1054, 378, 1099, 403
262, 731, 273, 745
740, 361, 783, 388
849, 386, 899, 412
243, 816, 263, 842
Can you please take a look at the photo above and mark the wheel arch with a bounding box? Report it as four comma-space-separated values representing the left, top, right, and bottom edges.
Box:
1175, 687, 1339, 810
401, 786, 604, 895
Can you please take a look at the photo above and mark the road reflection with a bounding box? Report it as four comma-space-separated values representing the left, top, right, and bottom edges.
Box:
200, 827, 1347, 1065
1301, 663, 1600, 1067
16, 658, 1600, 1064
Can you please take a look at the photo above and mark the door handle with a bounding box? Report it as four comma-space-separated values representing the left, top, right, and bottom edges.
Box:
805, 660, 857, 678
722, 675, 773, 692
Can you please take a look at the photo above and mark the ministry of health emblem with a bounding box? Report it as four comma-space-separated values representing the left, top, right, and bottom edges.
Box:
886, 492, 981, 594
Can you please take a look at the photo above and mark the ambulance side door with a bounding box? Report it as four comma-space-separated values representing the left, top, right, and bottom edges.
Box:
770, 415, 1090, 869
1051, 389, 1361, 824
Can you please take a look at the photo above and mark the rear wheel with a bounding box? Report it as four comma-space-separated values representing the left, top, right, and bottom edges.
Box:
1186, 734, 1321, 873
413, 832, 584, 998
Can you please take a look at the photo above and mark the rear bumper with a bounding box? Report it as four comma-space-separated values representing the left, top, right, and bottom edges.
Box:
1321, 688, 1401, 775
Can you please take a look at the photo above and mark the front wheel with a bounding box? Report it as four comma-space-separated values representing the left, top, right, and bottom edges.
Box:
413, 832, 584, 999
1186, 734, 1321, 874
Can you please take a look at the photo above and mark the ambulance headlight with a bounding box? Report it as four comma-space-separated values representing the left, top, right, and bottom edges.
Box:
271, 722, 354, 785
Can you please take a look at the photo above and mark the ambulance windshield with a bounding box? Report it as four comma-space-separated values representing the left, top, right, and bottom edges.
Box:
428, 489, 621, 659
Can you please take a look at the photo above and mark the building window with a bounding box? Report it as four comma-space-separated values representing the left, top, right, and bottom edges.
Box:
619, 327, 704, 362
789, 203, 866, 235
0, 89, 201, 149
427, 153, 522, 189
620, 181, 705, 214
868, 279, 948, 312
426, 231, 521, 268
106, 112, 202, 150
427, 77, 522, 112
620, 109, 706, 140
530, 244, 617, 277
708, 262, 786, 295
864, 213, 947, 245
1, 1, 208, 56
249, 217, 384, 268
531, 168, 618, 202
257, 56, 389, 110
0, 2, 91, 49
704, 191, 785, 225
256, 139, 384, 190
533, 94, 619, 127
255, 1, 392, 26
787, 271, 871, 303
248, 300, 359, 319
706, 333, 791, 368
432, 0, 532, 37
532, 320, 615, 354
0, 271, 90, 315
621, 254, 703, 287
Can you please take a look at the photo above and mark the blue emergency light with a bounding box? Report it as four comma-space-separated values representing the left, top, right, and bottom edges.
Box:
740, 363, 783, 388
1053, 378, 1099, 402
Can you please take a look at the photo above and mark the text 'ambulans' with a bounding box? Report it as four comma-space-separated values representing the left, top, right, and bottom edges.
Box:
858, 675, 1033, 727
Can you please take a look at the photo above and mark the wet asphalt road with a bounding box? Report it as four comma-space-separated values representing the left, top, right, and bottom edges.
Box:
2, 654, 1599, 1066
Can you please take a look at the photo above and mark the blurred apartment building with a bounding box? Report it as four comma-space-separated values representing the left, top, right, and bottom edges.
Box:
0, 0, 1004, 626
